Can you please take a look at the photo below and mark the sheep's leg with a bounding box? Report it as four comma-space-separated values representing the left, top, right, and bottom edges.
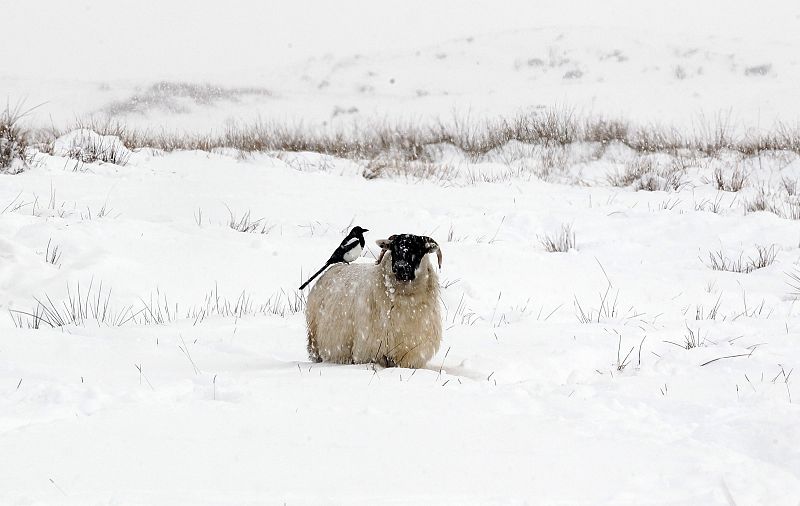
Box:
307, 327, 322, 362
390, 339, 433, 369
352, 329, 391, 366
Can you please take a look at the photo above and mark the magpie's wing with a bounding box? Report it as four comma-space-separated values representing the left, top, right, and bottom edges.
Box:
340, 235, 360, 250
329, 236, 361, 262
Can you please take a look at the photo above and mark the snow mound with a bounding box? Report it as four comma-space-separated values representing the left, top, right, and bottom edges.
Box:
52, 129, 132, 166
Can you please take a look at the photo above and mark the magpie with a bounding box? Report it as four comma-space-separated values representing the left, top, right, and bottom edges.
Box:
299, 226, 369, 290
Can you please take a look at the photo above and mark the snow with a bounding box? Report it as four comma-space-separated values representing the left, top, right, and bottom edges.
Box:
1, 142, 799, 504
51, 129, 133, 164
2, 0, 800, 504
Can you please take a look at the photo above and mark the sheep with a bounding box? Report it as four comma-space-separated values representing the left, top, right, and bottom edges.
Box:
305, 233, 442, 368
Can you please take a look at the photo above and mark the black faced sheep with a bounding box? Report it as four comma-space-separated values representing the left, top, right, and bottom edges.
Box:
305, 234, 442, 368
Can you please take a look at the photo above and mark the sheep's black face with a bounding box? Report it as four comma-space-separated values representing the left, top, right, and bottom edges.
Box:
378, 234, 441, 282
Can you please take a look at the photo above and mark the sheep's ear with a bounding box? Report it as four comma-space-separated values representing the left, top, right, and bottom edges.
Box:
375, 236, 395, 264
422, 237, 442, 269
375, 235, 396, 250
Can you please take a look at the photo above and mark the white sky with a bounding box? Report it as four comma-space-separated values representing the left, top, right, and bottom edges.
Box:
4, 0, 798, 82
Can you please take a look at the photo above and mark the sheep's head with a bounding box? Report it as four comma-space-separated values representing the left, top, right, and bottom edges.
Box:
376, 234, 441, 282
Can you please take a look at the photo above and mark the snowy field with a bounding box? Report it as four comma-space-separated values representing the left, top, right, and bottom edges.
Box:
2, 1, 800, 505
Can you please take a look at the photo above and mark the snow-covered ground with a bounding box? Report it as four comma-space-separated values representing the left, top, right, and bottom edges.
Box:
2, 1, 800, 504
2, 140, 800, 504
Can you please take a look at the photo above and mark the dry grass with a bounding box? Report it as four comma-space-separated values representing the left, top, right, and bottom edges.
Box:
712, 165, 748, 192
8, 280, 140, 329
363, 158, 455, 182
743, 188, 776, 213
737, 186, 800, 220
665, 325, 705, 349
226, 206, 274, 234
6, 109, 800, 184
607, 156, 655, 187
624, 124, 686, 153
40, 112, 797, 162
781, 176, 799, 196
42, 119, 134, 166
0, 101, 32, 173
584, 118, 629, 145
45, 239, 62, 266
786, 268, 800, 299
694, 193, 733, 214
607, 156, 688, 191
705, 245, 779, 273
10, 282, 306, 329
104, 81, 272, 116
539, 224, 576, 252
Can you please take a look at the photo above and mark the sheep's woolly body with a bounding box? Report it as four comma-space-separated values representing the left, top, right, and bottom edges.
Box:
306, 252, 441, 368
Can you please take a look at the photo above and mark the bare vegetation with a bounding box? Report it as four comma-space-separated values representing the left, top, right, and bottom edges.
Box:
740, 188, 800, 219
45, 239, 62, 266
573, 287, 643, 324
665, 325, 705, 349
0, 102, 31, 173
140, 286, 306, 325
584, 118, 628, 145
705, 245, 779, 273
615, 334, 635, 372
52, 123, 132, 166
5, 109, 800, 187
607, 156, 687, 191
363, 158, 455, 182
786, 268, 800, 299
104, 81, 272, 116
44, 112, 800, 160
781, 176, 799, 196
711, 166, 748, 192
226, 206, 275, 234
694, 193, 732, 214
607, 156, 655, 187
9, 282, 306, 329
625, 126, 683, 153
8, 280, 139, 329
689, 294, 722, 320
742, 185, 800, 220
539, 224, 576, 252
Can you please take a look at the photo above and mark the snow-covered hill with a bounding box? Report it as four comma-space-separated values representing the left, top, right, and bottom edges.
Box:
3, 0, 800, 131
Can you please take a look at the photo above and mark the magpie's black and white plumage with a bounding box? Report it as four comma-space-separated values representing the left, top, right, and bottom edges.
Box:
299, 226, 368, 290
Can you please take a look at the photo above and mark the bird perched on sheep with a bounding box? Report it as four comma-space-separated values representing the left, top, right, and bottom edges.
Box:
305, 233, 442, 368
299, 226, 369, 290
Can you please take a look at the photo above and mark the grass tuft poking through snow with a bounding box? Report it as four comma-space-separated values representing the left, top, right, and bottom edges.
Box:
539, 224, 576, 252
705, 245, 779, 274
607, 156, 688, 192
0, 101, 32, 174
52, 127, 132, 167
8, 280, 140, 329
665, 325, 705, 349
45, 238, 62, 266
785, 268, 800, 299
225, 206, 275, 234
9, 282, 307, 329
712, 165, 748, 192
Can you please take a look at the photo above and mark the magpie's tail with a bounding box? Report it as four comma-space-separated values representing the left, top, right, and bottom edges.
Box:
299, 263, 331, 290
